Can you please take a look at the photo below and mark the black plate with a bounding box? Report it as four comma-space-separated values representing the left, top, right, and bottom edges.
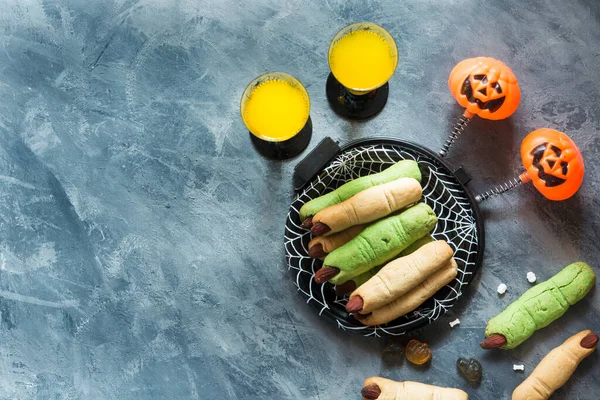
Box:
285, 138, 485, 337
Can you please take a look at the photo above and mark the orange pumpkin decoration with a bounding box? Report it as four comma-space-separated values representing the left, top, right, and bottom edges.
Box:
448, 57, 521, 120
521, 129, 584, 200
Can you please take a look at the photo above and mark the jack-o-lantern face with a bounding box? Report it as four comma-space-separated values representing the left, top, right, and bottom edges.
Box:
521, 128, 584, 200
448, 57, 520, 120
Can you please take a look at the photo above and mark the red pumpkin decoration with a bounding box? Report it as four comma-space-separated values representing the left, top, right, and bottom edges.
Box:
521, 128, 584, 200
448, 57, 521, 120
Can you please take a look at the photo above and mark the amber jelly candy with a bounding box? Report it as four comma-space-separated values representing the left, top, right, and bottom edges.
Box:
405, 339, 432, 365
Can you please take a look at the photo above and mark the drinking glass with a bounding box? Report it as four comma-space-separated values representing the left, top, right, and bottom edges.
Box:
326, 22, 398, 120
241, 72, 312, 159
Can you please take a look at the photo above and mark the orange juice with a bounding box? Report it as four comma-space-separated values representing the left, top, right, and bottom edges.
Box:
242, 77, 310, 142
329, 27, 397, 91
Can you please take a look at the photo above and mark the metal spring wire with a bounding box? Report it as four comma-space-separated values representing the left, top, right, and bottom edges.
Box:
475, 176, 525, 202
439, 114, 472, 157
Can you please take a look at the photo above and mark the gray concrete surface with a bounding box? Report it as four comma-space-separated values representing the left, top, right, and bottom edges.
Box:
0, 0, 599, 398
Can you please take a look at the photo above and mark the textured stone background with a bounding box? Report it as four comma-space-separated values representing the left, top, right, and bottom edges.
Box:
0, 0, 599, 399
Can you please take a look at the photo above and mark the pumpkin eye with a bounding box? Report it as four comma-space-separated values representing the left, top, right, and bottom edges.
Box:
561, 161, 568, 175
531, 144, 547, 158
473, 74, 488, 83
550, 145, 562, 157
493, 82, 502, 94
460, 76, 472, 96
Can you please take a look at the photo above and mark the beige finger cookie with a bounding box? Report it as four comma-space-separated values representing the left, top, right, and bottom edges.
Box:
349, 240, 453, 314
310, 177, 421, 236
357, 258, 458, 326
361, 376, 468, 400
512, 330, 598, 400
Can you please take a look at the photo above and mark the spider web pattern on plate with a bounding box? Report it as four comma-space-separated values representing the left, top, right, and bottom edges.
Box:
285, 143, 481, 337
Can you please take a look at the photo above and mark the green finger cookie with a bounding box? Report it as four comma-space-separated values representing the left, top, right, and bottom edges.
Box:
324, 203, 437, 285
485, 262, 595, 349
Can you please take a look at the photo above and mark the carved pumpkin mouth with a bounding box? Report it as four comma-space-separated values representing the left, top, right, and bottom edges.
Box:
461, 75, 505, 113
530, 143, 568, 187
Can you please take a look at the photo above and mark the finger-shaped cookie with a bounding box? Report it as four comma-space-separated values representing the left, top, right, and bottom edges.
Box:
299, 160, 421, 223
357, 258, 457, 326
310, 177, 421, 236
336, 235, 434, 296
347, 240, 453, 313
314, 203, 437, 285
361, 377, 468, 400
512, 330, 598, 400
481, 262, 595, 350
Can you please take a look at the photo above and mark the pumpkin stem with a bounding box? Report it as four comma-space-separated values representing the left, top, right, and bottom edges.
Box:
475, 175, 526, 202
519, 172, 531, 184
463, 110, 476, 119
439, 114, 472, 157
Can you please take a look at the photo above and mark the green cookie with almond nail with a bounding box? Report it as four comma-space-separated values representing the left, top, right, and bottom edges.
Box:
324, 203, 437, 285
484, 262, 596, 349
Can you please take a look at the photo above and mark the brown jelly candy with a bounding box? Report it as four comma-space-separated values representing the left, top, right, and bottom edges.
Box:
457, 357, 483, 382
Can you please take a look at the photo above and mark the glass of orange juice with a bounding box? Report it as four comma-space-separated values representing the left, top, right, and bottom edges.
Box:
326, 22, 398, 120
241, 72, 312, 159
